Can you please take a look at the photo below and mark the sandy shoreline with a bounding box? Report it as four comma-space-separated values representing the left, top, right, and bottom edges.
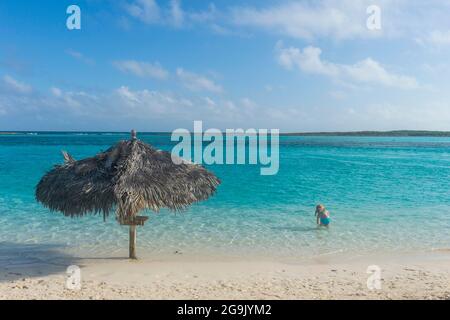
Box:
1, 251, 449, 300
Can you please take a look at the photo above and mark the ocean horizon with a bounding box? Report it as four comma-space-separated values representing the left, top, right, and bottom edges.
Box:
3, 130, 450, 137
1, 132, 449, 262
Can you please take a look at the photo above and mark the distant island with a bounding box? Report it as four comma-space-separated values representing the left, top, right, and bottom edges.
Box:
282, 130, 450, 137
2, 130, 450, 137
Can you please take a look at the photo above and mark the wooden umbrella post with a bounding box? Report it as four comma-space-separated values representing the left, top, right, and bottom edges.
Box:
129, 225, 137, 260
121, 216, 148, 260
129, 130, 138, 260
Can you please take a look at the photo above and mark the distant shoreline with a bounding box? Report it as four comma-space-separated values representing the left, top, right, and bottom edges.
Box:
2, 130, 450, 137
282, 130, 450, 137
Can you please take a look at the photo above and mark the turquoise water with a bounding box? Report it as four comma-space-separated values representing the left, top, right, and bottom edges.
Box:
1, 133, 450, 261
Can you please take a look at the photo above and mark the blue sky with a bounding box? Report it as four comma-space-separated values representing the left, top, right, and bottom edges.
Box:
1, 0, 450, 132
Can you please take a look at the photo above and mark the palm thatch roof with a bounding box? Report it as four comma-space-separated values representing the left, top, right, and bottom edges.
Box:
36, 135, 220, 221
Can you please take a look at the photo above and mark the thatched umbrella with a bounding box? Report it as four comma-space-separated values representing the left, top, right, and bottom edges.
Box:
36, 130, 220, 259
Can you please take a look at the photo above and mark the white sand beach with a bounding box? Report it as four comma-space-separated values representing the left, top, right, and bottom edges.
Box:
1, 252, 449, 300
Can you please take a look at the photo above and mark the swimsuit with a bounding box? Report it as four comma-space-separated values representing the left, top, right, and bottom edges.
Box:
319, 211, 331, 226
320, 216, 330, 226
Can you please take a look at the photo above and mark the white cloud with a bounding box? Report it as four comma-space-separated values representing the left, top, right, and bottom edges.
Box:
229, 0, 450, 43
3, 81, 450, 131
112, 86, 257, 124
176, 68, 223, 93
113, 60, 169, 80
125, 0, 223, 31
276, 44, 418, 89
2, 75, 32, 94
277, 45, 339, 77
122, 0, 450, 43
0, 80, 269, 130
417, 30, 450, 47
188, 3, 217, 23
66, 49, 95, 65
204, 96, 216, 107
50, 87, 99, 111
125, 0, 161, 24
170, 0, 184, 27
231, 0, 380, 40
116, 86, 188, 115
116, 86, 186, 115
429, 30, 450, 46
50, 87, 62, 97
116, 86, 139, 104
343, 59, 418, 89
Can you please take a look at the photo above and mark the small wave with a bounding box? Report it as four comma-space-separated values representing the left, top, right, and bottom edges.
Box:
313, 249, 344, 257
431, 247, 450, 252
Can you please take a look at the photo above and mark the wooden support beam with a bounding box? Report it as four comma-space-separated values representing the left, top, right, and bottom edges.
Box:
129, 225, 137, 260
120, 216, 149, 226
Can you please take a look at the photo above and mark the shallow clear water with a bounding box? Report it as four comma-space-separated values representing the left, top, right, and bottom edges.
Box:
1, 133, 449, 261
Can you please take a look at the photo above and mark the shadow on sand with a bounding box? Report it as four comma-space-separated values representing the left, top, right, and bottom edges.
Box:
0, 241, 81, 282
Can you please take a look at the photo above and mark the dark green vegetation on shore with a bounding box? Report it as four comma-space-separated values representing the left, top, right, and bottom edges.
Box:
282, 130, 450, 137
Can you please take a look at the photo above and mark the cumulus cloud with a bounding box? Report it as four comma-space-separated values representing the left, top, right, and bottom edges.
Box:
276, 44, 418, 89
176, 68, 223, 93
113, 60, 169, 80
